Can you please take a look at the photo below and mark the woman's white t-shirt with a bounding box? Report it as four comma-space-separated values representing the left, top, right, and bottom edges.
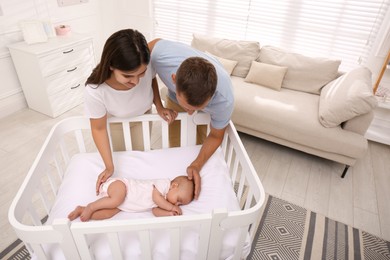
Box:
84, 64, 154, 118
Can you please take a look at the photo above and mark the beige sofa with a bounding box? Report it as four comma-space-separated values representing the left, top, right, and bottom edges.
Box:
191, 34, 378, 177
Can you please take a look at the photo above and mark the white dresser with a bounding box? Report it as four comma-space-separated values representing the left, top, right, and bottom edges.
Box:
8, 34, 95, 117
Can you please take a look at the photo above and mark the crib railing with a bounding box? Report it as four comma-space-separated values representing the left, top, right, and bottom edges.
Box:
8, 112, 265, 260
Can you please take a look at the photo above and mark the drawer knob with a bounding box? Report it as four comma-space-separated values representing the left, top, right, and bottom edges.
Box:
67, 67, 77, 72
71, 84, 81, 89
63, 49, 74, 54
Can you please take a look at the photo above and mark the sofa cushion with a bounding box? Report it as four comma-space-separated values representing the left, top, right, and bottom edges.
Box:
205, 51, 238, 75
230, 76, 368, 158
244, 61, 287, 91
257, 46, 341, 94
319, 67, 377, 128
191, 34, 260, 77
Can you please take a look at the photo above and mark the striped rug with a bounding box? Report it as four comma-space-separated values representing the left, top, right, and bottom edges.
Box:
248, 195, 390, 260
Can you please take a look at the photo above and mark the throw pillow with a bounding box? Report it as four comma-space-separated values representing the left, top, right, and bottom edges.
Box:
319, 67, 377, 128
244, 61, 288, 91
191, 34, 260, 77
258, 46, 341, 94
206, 51, 238, 75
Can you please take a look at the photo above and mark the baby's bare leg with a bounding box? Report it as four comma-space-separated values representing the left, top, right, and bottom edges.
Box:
80, 180, 127, 222
68, 206, 85, 220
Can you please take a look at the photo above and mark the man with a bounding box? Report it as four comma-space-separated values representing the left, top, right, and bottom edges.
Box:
149, 39, 234, 200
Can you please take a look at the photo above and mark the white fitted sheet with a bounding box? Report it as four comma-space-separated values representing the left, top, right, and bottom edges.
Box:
42, 145, 249, 259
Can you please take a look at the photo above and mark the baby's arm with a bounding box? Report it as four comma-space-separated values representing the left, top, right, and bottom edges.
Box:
152, 207, 179, 217
152, 185, 182, 215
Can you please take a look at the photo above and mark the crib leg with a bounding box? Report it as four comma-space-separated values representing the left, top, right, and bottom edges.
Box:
341, 165, 349, 178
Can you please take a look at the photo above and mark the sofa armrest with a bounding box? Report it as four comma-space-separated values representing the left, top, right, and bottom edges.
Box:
341, 110, 374, 135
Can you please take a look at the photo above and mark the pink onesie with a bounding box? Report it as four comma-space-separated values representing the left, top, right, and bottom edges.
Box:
98, 177, 171, 212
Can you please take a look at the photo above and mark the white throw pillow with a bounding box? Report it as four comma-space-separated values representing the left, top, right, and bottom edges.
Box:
319, 67, 377, 127
191, 34, 260, 77
258, 46, 341, 94
206, 51, 238, 75
244, 61, 288, 91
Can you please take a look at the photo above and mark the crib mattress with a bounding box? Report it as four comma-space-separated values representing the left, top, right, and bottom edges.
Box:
41, 145, 249, 259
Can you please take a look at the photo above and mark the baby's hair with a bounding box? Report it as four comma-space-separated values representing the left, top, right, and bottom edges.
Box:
174, 176, 195, 203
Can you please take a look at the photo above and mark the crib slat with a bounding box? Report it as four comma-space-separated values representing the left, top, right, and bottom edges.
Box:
75, 129, 86, 153
30, 243, 48, 260
142, 121, 151, 151
28, 206, 42, 226
54, 154, 64, 180
39, 187, 51, 214
107, 232, 123, 260
169, 228, 181, 260
237, 170, 245, 201
180, 116, 188, 146
138, 230, 152, 260
59, 138, 70, 165
47, 168, 59, 199
162, 121, 169, 148
122, 122, 132, 151
197, 221, 212, 259
231, 156, 240, 186
233, 227, 249, 259
207, 209, 228, 260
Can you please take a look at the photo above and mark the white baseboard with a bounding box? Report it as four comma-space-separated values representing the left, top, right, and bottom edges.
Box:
0, 92, 27, 119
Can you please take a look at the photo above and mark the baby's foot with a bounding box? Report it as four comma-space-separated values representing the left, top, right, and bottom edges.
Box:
80, 206, 94, 222
68, 206, 85, 220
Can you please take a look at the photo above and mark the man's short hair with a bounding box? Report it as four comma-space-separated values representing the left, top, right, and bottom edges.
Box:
176, 57, 217, 106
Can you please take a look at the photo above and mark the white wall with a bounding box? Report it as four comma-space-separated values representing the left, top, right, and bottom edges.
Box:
0, 0, 153, 119
0, 0, 388, 119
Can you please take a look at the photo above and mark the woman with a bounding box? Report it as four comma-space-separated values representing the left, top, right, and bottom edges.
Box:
84, 29, 177, 195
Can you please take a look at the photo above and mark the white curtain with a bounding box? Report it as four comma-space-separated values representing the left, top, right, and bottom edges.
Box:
152, 0, 390, 71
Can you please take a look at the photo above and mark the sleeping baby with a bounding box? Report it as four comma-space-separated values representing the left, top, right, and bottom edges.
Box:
68, 175, 194, 221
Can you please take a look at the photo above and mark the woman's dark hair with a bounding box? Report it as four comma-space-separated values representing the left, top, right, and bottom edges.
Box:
86, 29, 150, 85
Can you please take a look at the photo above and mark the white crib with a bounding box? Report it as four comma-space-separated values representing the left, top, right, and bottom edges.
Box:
8, 112, 265, 259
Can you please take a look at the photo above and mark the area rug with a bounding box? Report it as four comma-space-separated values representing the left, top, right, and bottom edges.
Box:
248, 195, 390, 260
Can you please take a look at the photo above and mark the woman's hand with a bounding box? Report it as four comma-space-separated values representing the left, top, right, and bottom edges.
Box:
157, 107, 178, 124
95, 168, 114, 195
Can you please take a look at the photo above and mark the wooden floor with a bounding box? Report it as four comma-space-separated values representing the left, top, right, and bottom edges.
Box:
1, 104, 389, 253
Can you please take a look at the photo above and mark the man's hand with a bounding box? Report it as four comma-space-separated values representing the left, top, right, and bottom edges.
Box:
158, 107, 178, 124
187, 164, 201, 200
95, 168, 113, 195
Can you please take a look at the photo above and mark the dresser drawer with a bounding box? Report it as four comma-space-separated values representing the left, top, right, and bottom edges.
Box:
39, 41, 94, 77
49, 78, 85, 117
45, 61, 94, 96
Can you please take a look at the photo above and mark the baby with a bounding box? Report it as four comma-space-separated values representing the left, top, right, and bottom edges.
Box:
68, 175, 194, 221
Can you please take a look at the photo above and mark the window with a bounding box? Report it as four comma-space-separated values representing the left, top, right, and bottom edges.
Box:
152, 0, 390, 71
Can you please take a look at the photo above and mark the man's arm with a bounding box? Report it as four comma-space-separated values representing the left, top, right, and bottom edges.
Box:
187, 126, 226, 200
152, 78, 177, 124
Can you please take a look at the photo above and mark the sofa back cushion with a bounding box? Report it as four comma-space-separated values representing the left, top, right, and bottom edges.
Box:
191, 34, 260, 77
319, 67, 377, 128
205, 51, 238, 75
244, 61, 288, 91
258, 46, 341, 94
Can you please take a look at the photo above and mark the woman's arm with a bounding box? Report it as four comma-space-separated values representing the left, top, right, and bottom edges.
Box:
90, 115, 114, 195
